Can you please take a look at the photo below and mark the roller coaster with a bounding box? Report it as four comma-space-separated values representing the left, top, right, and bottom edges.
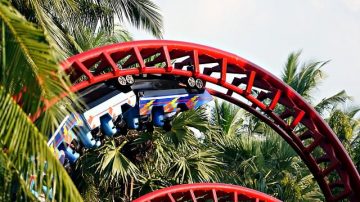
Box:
28, 40, 360, 201
47, 74, 212, 167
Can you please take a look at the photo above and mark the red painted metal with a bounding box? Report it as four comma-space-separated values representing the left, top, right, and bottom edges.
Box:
133, 183, 281, 202
41, 40, 359, 201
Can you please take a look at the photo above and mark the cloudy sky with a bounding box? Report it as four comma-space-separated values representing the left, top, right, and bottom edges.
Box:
127, 0, 360, 105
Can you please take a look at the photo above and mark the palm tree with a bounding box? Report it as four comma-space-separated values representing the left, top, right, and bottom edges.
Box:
281, 51, 350, 112
11, 0, 163, 57
70, 27, 133, 54
281, 51, 360, 167
281, 51, 326, 101
199, 99, 322, 201
327, 106, 360, 160
0, 1, 82, 201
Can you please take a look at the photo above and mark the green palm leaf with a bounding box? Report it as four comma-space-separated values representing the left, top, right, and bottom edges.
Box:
98, 140, 139, 186
212, 99, 244, 137
71, 26, 133, 53
281, 51, 328, 101
108, 0, 163, 38
133, 131, 174, 166
11, 0, 163, 57
0, 152, 38, 201
1, 1, 81, 200
0, 87, 82, 201
0, 0, 78, 135
165, 107, 212, 148
315, 90, 351, 114
281, 51, 301, 84
169, 148, 223, 184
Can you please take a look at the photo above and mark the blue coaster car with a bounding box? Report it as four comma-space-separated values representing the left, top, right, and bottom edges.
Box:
49, 114, 98, 148
66, 113, 100, 149
138, 89, 213, 128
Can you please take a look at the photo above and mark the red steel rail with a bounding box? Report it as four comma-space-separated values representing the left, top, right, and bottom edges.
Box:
133, 183, 281, 202
42, 40, 359, 201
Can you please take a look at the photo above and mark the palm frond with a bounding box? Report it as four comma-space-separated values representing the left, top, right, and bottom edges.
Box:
12, 0, 81, 57
11, 0, 162, 56
211, 99, 244, 137
294, 60, 327, 99
169, 148, 223, 184
0, 87, 82, 201
280, 51, 329, 101
0, 152, 38, 201
135, 162, 172, 196
0, 0, 78, 135
315, 90, 351, 114
98, 140, 139, 186
0, 2, 81, 200
72, 26, 133, 53
281, 51, 301, 84
67, 0, 163, 38
133, 131, 174, 166
165, 107, 212, 148
110, 0, 163, 38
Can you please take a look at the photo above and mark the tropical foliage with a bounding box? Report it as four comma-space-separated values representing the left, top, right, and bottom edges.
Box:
0, 0, 163, 201
0, 1, 81, 201
11, 0, 162, 57
208, 101, 323, 201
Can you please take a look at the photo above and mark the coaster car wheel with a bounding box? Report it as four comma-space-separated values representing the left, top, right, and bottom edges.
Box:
195, 78, 204, 89
118, 76, 127, 86
125, 75, 135, 84
187, 77, 196, 88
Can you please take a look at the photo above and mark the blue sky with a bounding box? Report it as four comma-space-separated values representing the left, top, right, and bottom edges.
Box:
126, 0, 360, 105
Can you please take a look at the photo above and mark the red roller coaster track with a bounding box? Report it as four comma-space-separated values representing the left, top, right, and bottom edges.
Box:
133, 183, 281, 202
44, 40, 359, 201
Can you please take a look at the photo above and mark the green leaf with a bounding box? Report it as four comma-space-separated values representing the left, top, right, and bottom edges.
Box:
98, 140, 139, 186
0, 86, 83, 201
315, 90, 351, 114
0, 0, 78, 135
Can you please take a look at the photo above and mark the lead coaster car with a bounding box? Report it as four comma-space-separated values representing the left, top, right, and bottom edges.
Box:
122, 88, 213, 130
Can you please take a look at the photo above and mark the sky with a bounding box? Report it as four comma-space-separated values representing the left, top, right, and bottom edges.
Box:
126, 0, 360, 105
